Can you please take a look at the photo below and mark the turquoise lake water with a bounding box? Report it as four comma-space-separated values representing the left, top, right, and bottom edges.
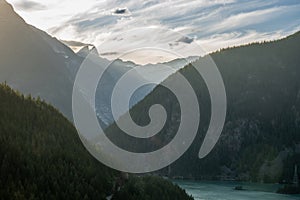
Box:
174, 180, 300, 200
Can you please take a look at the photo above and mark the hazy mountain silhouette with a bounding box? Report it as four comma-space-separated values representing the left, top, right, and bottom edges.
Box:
0, 0, 193, 126
0, 0, 81, 120
106, 31, 300, 182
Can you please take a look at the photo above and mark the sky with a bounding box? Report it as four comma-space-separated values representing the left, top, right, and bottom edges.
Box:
7, 0, 300, 64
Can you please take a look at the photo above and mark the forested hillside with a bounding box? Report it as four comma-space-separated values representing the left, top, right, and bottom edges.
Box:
106, 31, 300, 183
0, 83, 114, 199
0, 83, 193, 200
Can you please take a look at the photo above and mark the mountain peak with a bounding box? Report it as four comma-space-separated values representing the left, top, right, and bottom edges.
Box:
0, 0, 11, 8
77, 45, 99, 58
0, 0, 26, 25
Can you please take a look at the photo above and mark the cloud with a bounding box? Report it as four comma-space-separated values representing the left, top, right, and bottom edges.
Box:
196, 30, 296, 53
113, 7, 130, 15
61, 40, 93, 47
14, 0, 45, 11
177, 36, 194, 44
114, 8, 126, 14
100, 52, 119, 56
208, 6, 290, 33
8, 0, 300, 63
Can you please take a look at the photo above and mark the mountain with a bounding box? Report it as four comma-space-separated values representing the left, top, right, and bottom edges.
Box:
106, 31, 300, 182
0, 0, 193, 127
61, 37, 197, 126
61, 40, 95, 54
77, 46, 99, 58
0, 0, 82, 121
0, 83, 114, 199
92, 57, 197, 126
0, 83, 193, 199
0, 1, 137, 125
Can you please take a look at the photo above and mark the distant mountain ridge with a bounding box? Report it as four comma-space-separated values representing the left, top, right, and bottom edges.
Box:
0, 0, 195, 127
106, 31, 300, 182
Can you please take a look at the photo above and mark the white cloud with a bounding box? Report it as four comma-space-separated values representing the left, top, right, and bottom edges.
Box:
210, 7, 282, 32
7, 0, 300, 63
197, 29, 298, 53
13, 0, 46, 11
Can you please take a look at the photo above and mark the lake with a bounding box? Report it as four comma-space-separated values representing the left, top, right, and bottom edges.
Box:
174, 180, 300, 200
